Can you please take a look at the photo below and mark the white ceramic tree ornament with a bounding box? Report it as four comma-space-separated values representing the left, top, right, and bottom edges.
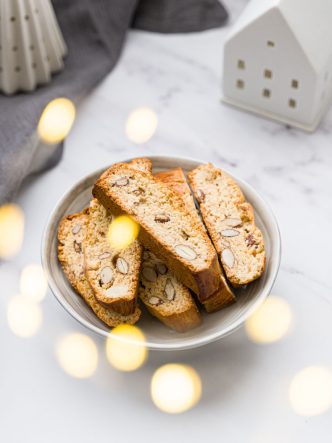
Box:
222, 0, 332, 132
0, 0, 67, 95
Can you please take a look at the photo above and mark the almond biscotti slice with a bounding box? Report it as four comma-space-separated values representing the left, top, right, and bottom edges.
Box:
84, 198, 142, 315
139, 249, 201, 332
57, 211, 141, 327
84, 158, 152, 315
188, 163, 266, 286
155, 168, 235, 312
93, 164, 221, 301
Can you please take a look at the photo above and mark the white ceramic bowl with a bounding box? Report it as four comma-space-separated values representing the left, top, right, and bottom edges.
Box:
41, 156, 281, 351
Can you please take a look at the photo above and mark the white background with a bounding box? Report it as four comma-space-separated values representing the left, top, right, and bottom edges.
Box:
1, 1, 332, 441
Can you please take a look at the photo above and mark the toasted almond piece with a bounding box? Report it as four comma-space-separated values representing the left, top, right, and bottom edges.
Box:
142, 266, 157, 282
154, 213, 170, 223
221, 218, 242, 228
100, 266, 113, 284
149, 296, 164, 306
175, 244, 197, 261
196, 189, 205, 203
143, 251, 151, 260
245, 233, 257, 247
88, 258, 99, 269
222, 248, 235, 268
116, 257, 129, 274
219, 238, 230, 248
99, 252, 111, 260
149, 251, 157, 260
73, 241, 82, 253
221, 229, 240, 237
72, 224, 81, 235
180, 230, 190, 241
105, 285, 129, 298
164, 278, 176, 301
132, 187, 145, 196
113, 177, 129, 187
156, 263, 168, 275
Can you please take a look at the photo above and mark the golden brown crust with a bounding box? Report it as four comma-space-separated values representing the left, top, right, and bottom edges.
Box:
93, 163, 221, 301
128, 158, 153, 174
156, 168, 235, 312
145, 302, 201, 333
114, 158, 153, 174
139, 249, 202, 333
84, 198, 141, 315
202, 284, 235, 313
82, 158, 152, 315
57, 211, 141, 327
154, 168, 199, 216
188, 163, 266, 286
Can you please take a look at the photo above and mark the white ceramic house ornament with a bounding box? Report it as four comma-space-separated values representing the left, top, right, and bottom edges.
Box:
222, 0, 332, 131
0, 0, 67, 95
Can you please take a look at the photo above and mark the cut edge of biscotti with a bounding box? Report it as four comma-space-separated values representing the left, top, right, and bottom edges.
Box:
139, 249, 201, 332
57, 211, 141, 327
92, 163, 221, 301
188, 163, 266, 286
115, 157, 153, 174
84, 198, 142, 315
155, 167, 236, 312
83, 158, 153, 315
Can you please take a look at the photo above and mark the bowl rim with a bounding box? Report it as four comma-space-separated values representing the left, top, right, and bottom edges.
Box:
41, 155, 281, 351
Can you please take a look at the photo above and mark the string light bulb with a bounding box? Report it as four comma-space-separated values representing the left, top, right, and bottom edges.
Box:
125, 107, 158, 144
7, 295, 42, 338
37, 98, 76, 144
245, 295, 292, 344
107, 215, 140, 250
20, 264, 48, 302
151, 364, 202, 414
106, 324, 147, 372
0, 203, 24, 259
56, 333, 98, 379
289, 366, 332, 417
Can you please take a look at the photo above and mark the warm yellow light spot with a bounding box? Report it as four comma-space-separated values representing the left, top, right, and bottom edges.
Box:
125, 107, 158, 144
245, 295, 292, 344
106, 324, 147, 372
107, 215, 140, 250
151, 364, 202, 414
20, 264, 47, 302
0, 203, 24, 259
56, 333, 98, 379
289, 366, 332, 417
37, 98, 76, 144
7, 295, 42, 337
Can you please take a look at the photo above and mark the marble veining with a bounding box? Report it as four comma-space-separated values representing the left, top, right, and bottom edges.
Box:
1, 1, 332, 442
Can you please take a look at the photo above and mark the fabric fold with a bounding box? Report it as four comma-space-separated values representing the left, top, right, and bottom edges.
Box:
0, 0, 228, 204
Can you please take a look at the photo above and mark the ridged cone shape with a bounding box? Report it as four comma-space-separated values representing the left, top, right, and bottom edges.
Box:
0, 0, 67, 94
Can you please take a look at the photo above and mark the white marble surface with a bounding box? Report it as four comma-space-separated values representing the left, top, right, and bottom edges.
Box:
1, 1, 332, 441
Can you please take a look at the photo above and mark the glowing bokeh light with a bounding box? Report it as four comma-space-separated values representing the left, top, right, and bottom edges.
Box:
151, 364, 202, 414
37, 98, 76, 144
106, 324, 147, 372
107, 215, 140, 250
20, 264, 48, 302
0, 203, 24, 259
245, 295, 292, 344
56, 333, 98, 379
125, 107, 158, 144
7, 296, 42, 337
289, 366, 332, 417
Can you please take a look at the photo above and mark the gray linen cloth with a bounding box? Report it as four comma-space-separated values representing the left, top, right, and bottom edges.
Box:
0, 0, 228, 204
